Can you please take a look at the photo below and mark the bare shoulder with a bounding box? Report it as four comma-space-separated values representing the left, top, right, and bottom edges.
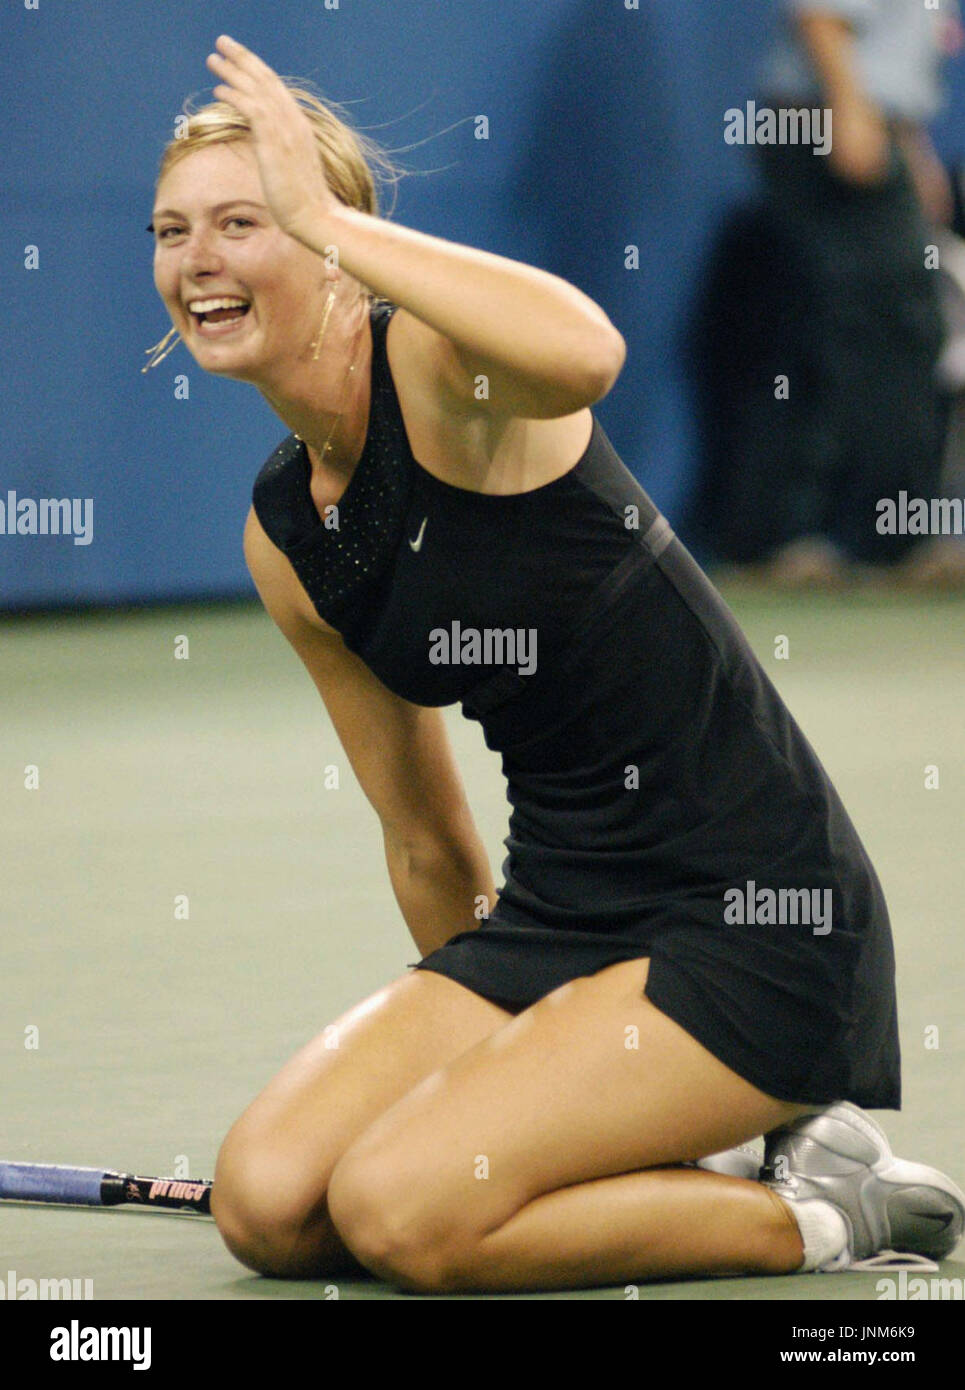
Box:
383, 307, 594, 495
383, 306, 473, 421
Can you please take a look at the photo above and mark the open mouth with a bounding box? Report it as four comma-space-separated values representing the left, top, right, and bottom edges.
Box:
187, 296, 252, 331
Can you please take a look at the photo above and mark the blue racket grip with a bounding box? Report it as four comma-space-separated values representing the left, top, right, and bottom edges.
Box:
0, 1162, 108, 1205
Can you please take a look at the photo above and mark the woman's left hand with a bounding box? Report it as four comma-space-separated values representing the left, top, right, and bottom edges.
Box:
206, 34, 339, 242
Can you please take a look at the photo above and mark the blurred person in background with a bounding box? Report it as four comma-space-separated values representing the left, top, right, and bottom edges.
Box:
691, 0, 965, 587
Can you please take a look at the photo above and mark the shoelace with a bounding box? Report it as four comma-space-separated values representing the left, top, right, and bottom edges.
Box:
847, 1252, 940, 1273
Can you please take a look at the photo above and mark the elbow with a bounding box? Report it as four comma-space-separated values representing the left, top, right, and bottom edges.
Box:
590, 325, 627, 401
565, 323, 626, 410
382, 807, 477, 871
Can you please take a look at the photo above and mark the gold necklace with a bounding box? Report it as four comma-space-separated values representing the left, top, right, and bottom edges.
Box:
295, 305, 367, 465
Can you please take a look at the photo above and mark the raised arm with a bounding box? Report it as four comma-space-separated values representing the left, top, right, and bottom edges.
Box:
244, 506, 497, 956
206, 34, 626, 420
305, 204, 625, 420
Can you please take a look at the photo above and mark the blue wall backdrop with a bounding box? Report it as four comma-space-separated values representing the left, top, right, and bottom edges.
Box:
2, 0, 963, 607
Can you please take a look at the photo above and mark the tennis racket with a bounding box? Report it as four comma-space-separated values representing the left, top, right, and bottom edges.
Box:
0, 1161, 212, 1214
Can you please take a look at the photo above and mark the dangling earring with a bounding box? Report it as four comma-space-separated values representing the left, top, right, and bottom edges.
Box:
141, 326, 181, 373
311, 287, 337, 362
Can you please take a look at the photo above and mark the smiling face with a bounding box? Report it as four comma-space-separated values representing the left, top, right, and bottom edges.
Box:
152, 141, 327, 385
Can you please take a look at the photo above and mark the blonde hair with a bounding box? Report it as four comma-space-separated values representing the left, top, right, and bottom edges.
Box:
156, 81, 402, 221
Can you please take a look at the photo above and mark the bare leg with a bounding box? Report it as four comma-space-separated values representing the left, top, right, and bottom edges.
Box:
441, 1168, 803, 1292
211, 970, 513, 1276
326, 959, 814, 1292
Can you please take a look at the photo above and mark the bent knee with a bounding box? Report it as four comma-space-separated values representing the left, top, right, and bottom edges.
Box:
211, 1136, 337, 1278
326, 1155, 465, 1294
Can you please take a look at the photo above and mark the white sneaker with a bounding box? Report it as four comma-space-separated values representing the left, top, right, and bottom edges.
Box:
762, 1102, 965, 1264
694, 1141, 762, 1181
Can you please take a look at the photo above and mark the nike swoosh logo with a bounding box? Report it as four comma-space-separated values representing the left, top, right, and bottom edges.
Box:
409, 517, 428, 552
907, 1210, 954, 1229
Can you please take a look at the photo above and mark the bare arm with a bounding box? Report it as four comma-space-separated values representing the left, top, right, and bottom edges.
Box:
244, 507, 497, 956
893, 123, 954, 224
796, 10, 891, 184
797, 11, 869, 105
306, 203, 627, 420
206, 35, 626, 421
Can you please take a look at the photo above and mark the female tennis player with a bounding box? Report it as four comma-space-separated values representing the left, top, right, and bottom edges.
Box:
147, 35, 963, 1292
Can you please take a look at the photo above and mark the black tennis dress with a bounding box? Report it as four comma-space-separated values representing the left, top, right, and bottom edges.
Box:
253, 300, 901, 1110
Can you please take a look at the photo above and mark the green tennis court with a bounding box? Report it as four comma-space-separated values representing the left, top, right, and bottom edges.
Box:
2, 584, 963, 1300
